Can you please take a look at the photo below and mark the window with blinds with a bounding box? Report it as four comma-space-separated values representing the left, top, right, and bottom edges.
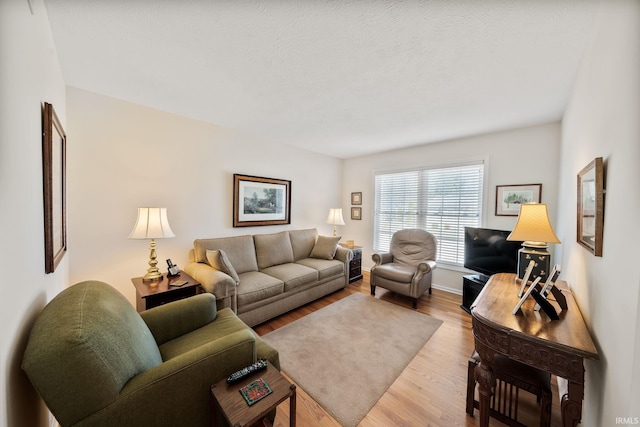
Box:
373, 161, 484, 266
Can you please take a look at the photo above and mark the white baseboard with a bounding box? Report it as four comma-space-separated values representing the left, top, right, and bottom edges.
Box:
362, 267, 462, 296
432, 284, 462, 296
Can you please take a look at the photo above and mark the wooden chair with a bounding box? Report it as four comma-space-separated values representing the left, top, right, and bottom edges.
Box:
466, 351, 552, 427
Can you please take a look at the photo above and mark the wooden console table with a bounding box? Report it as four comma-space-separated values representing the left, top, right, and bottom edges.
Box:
470, 273, 598, 427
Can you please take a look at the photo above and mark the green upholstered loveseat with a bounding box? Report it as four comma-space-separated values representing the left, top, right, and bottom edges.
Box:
22, 280, 279, 427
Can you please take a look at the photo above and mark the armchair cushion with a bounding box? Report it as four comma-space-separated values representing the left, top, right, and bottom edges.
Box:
390, 228, 437, 265
371, 263, 419, 282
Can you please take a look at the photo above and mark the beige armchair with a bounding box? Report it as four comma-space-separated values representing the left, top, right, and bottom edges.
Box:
370, 229, 437, 308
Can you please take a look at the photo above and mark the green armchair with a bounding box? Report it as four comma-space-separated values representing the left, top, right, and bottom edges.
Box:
22, 280, 279, 427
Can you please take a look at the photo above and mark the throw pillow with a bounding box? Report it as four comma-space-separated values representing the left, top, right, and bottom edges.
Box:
310, 235, 341, 260
206, 249, 240, 283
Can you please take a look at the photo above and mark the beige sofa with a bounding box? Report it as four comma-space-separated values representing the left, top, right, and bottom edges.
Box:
185, 228, 352, 327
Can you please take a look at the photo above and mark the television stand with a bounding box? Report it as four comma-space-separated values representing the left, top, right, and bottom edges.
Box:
461, 274, 489, 313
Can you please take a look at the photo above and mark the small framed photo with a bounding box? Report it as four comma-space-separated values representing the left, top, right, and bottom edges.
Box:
351, 207, 362, 220
351, 192, 362, 205
496, 184, 542, 216
512, 276, 542, 315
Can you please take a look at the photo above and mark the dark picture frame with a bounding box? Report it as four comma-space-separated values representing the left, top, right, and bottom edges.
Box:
495, 183, 542, 216
233, 174, 291, 227
351, 207, 362, 220
351, 192, 362, 205
577, 157, 604, 256
42, 102, 67, 273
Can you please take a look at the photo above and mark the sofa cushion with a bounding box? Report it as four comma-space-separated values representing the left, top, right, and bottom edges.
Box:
206, 249, 240, 283
254, 231, 295, 270
237, 271, 284, 306
262, 263, 319, 292
289, 228, 318, 261
296, 258, 345, 280
310, 235, 340, 260
194, 235, 258, 274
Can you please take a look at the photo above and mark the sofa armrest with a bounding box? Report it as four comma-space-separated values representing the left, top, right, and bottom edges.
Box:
334, 246, 353, 263
184, 261, 237, 307
372, 252, 393, 266
140, 293, 217, 346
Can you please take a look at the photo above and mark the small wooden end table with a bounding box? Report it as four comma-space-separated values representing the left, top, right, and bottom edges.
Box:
339, 244, 363, 283
211, 364, 296, 427
131, 270, 201, 312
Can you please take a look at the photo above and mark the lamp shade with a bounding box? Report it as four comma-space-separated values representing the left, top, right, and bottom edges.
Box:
129, 207, 175, 239
507, 203, 560, 247
326, 208, 345, 225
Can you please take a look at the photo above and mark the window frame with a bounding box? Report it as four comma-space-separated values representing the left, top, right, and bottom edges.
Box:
372, 159, 487, 268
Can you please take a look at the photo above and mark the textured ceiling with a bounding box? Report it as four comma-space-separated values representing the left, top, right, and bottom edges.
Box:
44, 0, 598, 159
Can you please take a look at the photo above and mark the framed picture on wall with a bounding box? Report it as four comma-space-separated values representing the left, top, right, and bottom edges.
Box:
495, 183, 542, 216
351, 192, 362, 205
233, 174, 291, 227
577, 157, 604, 256
42, 102, 67, 273
351, 207, 362, 220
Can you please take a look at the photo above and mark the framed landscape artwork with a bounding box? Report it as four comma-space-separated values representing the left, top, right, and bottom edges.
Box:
233, 174, 291, 227
495, 184, 542, 216
42, 102, 67, 273
577, 157, 604, 256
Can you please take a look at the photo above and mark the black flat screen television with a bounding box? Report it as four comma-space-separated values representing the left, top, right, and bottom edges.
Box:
464, 227, 523, 280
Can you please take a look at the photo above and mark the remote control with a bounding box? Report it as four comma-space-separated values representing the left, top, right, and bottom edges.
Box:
226, 359, 268, 384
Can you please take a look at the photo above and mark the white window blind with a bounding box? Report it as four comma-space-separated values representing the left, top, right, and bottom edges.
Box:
373, 162, 484, 266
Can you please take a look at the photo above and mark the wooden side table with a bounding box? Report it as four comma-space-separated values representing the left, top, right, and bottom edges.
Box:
340, 244, 363, 283
211, 364, 296, 427
131, 270, 201, 312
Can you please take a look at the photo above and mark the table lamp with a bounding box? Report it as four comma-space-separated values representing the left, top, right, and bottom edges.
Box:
326, 208, 345, 237
507, 203, 560, 282
129, 207, 175, 282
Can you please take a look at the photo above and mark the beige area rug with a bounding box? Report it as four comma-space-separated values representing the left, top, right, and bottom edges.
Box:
262, 293, 443, 427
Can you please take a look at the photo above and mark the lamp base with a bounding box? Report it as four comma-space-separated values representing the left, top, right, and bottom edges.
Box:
517, 246, 550, 282
143, 271, 163, 283
142, 238, 163, 283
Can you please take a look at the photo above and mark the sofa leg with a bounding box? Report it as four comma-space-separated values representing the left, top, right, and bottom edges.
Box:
412, 298, 418, 309
429, 287, 432, 295
370, 285, 376, 296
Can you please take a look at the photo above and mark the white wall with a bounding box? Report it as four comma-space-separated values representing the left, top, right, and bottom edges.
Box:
66, 87, 343, 304
0, 1, 67, 426
558, 0, 640, 425
342, 122, 561, 293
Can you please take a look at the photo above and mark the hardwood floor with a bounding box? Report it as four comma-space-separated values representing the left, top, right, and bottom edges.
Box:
253, 271, 562, 426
